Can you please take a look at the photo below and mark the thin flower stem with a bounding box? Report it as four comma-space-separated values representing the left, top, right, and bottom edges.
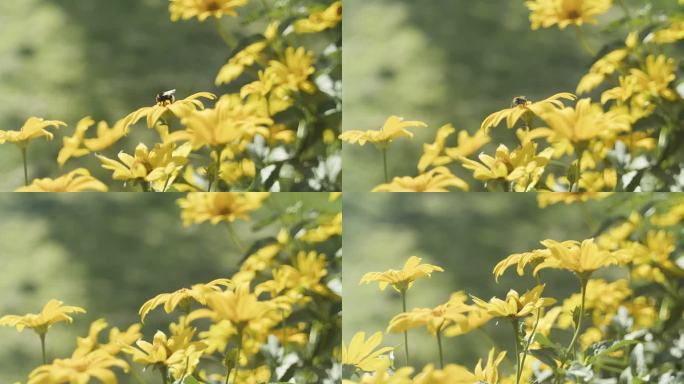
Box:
21, 147, 29, 186
511, 319, 521, 384
436, 328, 444, 369
231, 329, 244, 384
573, 26, 596, 56
39, 333, 46, 364
382, 147, 389, 183
564, 278, 589, 362
127, 357, 148, 384
400, 289, 410, 367
518, 309, 541, 384
572, 150, 584, 192
214, 17, 237, 47
209, 148, 223, 192
226, 223, 246, 252
160, 366, 169, 384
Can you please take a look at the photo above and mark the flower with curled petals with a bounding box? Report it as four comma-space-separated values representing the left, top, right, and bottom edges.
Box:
481, 93, 575, 132
472, 285, 556, 319
372, 167, 469, 192
360, 256, 443, 292
139, 278, 233, 323
0, 299, 85, 335
342, 331, 393, 372
16, 168, 107, 192
340, 116, 427, 147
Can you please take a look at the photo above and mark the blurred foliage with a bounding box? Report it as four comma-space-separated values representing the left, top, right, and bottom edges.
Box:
342, 192, 683, 374
0, 192, 340, 383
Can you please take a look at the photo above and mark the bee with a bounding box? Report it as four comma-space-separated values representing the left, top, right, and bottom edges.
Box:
511, 96, 529, 107
156, 89, 176, 106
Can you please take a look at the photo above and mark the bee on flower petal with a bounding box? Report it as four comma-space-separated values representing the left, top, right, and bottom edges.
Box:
155, 89, 176, 106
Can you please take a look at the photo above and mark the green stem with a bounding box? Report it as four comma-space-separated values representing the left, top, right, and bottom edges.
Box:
226, 223, 246, 252
381, 147, 389, 183
159, 366, 169, 384
436, 328, 444, 369
214, 17, 237, 47
511, 319, 521, 384
573, 26, 596, 56
572, 149, 584, 192
400, 289, 410, 367
564, 278, 589, 362
21, 147, 29, 186
518, 309, 542, 384
39, 333, 46, 364
231, 329, 244, 384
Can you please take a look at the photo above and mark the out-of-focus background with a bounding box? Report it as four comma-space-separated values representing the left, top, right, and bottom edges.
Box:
0, 193, 337, 383
0, 0, 237, 191
341, 0, 672, 191
342, 193, 651, 369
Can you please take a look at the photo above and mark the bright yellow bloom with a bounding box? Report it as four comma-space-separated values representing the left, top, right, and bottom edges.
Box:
97, 142, 191, 191
177, 192, 269, 225
525, 0, 613, 30
539, 98, 630, 144
57, 117, 94, 166
372, 167, 469, 192
602, 55, 677, 105
215, 41, 267, 85
472, 285, 556, 318
299, 213, 342, 243
444, 129, 491, 160
125, 325, 206, 378
650, 199, 684, 227
459, 142, 553, 191
177, 94, 272, 150
417, 124, 455, 172
139, 278, 232, 323
267, 47, 317, 94
576, 32, 637, 94
343, 360, 414, 384
414, 348, 507, 384
75, 320, 141, 356
443, 307, 492, 337
341, 331, 393, 372
294, 1, 342, 33
16, 168, 107, 192
480, 93, 575, 132
27, 350, 129, 384
169, 0, 248, 21
190, 284, 275, 327
0, 117, 66, 146
536, 191, 611, 207
360, 256, 444, 292
652, 19, 684, 44
387, 292, 470, 336
340, 116, 427, 146
131, 91, 215, 128
536, 238, 619, 276
0, 300, 86, 334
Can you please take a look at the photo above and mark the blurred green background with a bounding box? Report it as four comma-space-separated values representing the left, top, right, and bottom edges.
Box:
342, 193, 656, 370
0, 0, 246, 191
341, 0, 673, 191
0, 192, 337, 383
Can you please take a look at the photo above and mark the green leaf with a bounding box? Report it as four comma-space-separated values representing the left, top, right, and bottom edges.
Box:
530, 347, 561, 368
182, 376, 203, 384
587, 339, 639, 363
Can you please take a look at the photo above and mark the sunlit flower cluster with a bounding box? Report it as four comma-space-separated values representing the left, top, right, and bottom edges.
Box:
1, 0, 341, 192
342, 1, 683, 192
1, 192, 342, 383
345, 195, 683, 384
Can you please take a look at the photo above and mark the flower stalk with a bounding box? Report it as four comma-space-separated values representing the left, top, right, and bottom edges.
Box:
400, 288, 410, 367
21, 147, 29, 186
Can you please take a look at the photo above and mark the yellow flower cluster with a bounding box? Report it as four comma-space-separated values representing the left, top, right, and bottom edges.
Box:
342, 1, 683, 193
0, 0, 342, 192
1, 192, 342, 383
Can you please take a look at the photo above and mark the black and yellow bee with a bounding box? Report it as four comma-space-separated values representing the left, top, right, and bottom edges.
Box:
156, 89, 176, 105
511, 96, 529, 107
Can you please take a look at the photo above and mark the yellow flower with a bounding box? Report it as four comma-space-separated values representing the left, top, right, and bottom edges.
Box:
458, 142, 553, 191
536, 238, 618, 276
525, 0, 613, 30
177, 192, 269, 225
190, 284, 275, 327
372, 167, 469, 192
0, 117, 66, 146
139, 278, 233, 323
444, 129, 491, 160
299, 213, 343, 243
82, 117, 137, 153
341, 331, 393, 372
602, 55, 677, 105
16, 168, 108, 192
340, 116, 427, 146
268, 47, 317, 94
344, 360, 414, 384
56, 117, 94, 166
0, 299, 86, 335
73, 319, 141, 357
576, 33, 636, 94
652, 19, 684, 44
131, 91, 216, 128
414, 348, 507, 384
27, 350, 129, 384
294, 1, 342, 33
472, 285, 556, 318
360, 255, 444, 292
215, 41, 267, 85
177, 94, 272, 150
443, 307, 492, 337
539, 98, 630, 144
169, 0, 248, 21
536, 191, 611, 207
417, 124, 456, 172
650, 199, 684, 227
480, 93, 575, 132
387, 292, 470, 336
97, 142, 191, 191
